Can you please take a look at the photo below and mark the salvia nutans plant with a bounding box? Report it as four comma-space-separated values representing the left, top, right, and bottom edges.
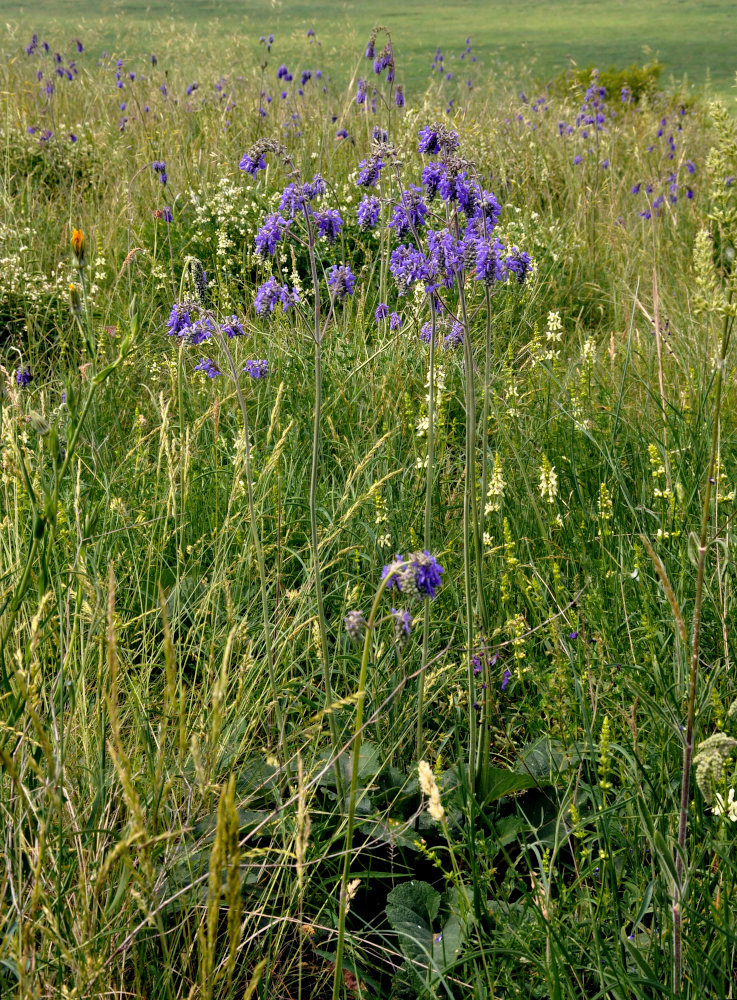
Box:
2, 18, 737, 1000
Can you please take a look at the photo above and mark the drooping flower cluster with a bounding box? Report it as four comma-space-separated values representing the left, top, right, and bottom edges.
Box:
244, 359, 269, 379
194, 357, 221, 378
254, 277, 299, 314
314, 208, 344, 243
382, 550, 444, 600
152, 160, 167, 185
327, 264, 356, 300
357, 195, 381, 230
255, 213, 289, 257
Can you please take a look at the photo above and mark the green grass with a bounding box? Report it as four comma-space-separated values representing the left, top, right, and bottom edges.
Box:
6, 0, 737, 98
2, 15, 737, 1000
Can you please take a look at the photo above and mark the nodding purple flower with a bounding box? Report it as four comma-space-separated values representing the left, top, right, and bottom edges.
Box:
422, 161, 445, 200
167, 302, 195, 337
69, 133, 77, 143
356, 155, 384, 188
472, 656, 483, 677
307, 28, 315, 38
420, 321, 434, 343
427, 228, 465, 287
389, 311, 402, 330
357, 194, 381, 230
336, 127, 349, 139
25, 34, 38, 56
686, 188, 694, 199
313, 208, 344, 243
388, 185, 428, 237
277, 64, 289, 79
254, 277, 299, 314
356, 78, 367, 105
375, 302, 389, 321
221, 315, 245, 338
389, 244, 435, 295
344, 609, 367, 642
160, 83, 168, 96
471, 188, 502, 231
382, 550, 444, 600
568, 631, 579, 640
418, 123, 459, 155
244, 359, 269, 379
154, 206, 173, 223
505, 248, 532, 285
185, 81, 198, 96
365, 38, 375, 59
279, 174, 325, 217
300, 70, 311, 86
152, 160, 168, 184
255, 213, 289, 256
178, 316, 216, 346
686, 160, 696, 174
631, 183, 641, 194
501, 669, 512, 691
327, 264, 356, 300
443, 322, 464, 348
573, 155, 582, 165
194, 357, 221, 378
392, 608, 413, 643
15, 367, 33, 386
395, 85, 405, 108
239, 150, 267, 175
600, 159, 610, 169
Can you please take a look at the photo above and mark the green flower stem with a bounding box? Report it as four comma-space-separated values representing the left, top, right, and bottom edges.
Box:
417, 304, 437, 763
303, 209, 344, 800
332, 575, 391, 1000
213, 327, 284, 741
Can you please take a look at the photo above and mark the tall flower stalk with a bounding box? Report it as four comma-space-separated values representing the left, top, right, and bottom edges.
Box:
334, 551, 444, 1000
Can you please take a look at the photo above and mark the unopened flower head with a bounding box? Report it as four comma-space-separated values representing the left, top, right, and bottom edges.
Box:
344, 609, 367, 642
71, 227, 85, 267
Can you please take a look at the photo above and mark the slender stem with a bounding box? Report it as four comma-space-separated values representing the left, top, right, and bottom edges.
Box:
478, 287, 493, 791
332, 576, 390, 1000
673, 302, 733, 993
304, 210, 343, 799
213, 327, 284, 740
417, 305, 437, 762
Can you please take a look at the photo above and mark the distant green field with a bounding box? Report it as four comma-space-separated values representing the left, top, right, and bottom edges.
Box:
6, 0, 737, 98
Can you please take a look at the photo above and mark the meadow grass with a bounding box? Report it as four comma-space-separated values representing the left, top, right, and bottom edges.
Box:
4, 0, 737, 99
1, 18, 737, 1000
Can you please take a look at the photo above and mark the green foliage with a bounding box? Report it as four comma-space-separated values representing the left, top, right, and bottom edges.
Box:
2, 14, 737, 1000
553, 60, 664, 103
